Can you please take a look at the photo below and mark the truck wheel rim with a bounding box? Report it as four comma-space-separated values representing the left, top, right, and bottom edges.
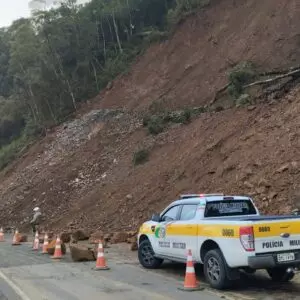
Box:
141, 243, 154, 265
207, 257, 220, 282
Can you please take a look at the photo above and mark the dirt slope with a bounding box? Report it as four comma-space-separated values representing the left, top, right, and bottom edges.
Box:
0, 0, 299, 233
96, 0, 300, 111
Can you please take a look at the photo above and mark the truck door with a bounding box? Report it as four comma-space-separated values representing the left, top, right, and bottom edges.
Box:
154, 205, 180, 256
164, 204, 198, 260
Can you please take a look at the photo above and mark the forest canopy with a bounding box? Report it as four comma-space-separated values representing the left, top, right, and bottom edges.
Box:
0, 0, 209, 168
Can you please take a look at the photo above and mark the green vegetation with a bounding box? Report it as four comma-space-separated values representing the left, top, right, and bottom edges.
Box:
0, 0, 210, 170
133, 148, 150, 165
143, 107, 198, 135
167, 0, 210, 27
228, 61, 257, 100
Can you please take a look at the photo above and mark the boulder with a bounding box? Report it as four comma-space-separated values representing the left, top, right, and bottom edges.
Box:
71, 229, 89, 241
104, 233, 113, 242
276, 164, 289, 173
89, 231, 104, 244
14, 233, 23, 243
60, 232, 71, 243
110, 232, 129, 244
130, 241, 138, 251
70, 245, 96, 262
18, 234, 28, 243
70, 235, 78, 244
127, 236, 138, 251
258, 178, 271, 188
47, 239, 66, 255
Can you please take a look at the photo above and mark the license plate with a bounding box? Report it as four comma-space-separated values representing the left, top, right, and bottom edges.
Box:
277, 253, 295, 262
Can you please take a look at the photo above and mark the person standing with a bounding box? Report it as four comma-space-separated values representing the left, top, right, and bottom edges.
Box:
30, 207, 42, 234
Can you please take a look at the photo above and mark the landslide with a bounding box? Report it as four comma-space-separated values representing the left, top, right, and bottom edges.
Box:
0, 0, 299, 232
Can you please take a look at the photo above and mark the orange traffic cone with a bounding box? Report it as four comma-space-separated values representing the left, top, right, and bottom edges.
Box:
32, 232, 39, 251
178, 249, 203, 291
51, 236, 63, 259
12, 229, 21, 246
94, 241, 109, 270
41, 233, 49, 254
0, 227, 4, 242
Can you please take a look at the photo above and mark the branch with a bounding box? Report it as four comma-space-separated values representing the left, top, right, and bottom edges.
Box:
210, 83, 230, 105
243, 68, 300, 88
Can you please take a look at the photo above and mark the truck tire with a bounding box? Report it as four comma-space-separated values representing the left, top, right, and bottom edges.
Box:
203, 249, 230, 290
267, 268, 295, 282
138, 239, 163, 269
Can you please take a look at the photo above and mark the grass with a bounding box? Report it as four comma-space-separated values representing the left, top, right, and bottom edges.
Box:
133, 149, 150, 165
0, 134, 32, 170
228, 61, 257, 99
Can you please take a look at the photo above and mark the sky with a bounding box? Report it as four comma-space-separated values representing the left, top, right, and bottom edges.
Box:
0, 0, 31, 27
0, 0, 89, 28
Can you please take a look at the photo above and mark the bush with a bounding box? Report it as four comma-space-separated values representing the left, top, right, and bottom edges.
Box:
214, 106, 224, 112
147, 116, 165, 135
181, 108, 192, 124
193, 106, 207, 114
236, 94, 251, 107
142, 28, 168, 45
0, 135, 30, 170
144, 107, 194, 135
228, 61, 257, 99
167, 0, 211, 26
133, 149, 149, 165
167, 109, 192, 124
142, 115, 151, 127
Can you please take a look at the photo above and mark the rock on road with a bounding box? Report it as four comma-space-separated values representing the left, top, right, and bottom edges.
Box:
0, 237, 221, 300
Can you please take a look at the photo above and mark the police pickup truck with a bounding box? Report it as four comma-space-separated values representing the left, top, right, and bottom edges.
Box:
138, 194, 300, 289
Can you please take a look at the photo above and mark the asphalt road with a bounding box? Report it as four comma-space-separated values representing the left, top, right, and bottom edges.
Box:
0, 276, 22, 300
0, 236, 222, 300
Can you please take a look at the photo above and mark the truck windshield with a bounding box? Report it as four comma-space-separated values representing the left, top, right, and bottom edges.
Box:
204, 200, 257, 217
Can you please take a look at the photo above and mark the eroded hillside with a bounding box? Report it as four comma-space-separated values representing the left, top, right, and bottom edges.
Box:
0, 0, 299, 232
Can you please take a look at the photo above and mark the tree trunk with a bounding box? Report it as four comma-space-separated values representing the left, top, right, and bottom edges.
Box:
111, 12, 123, 54
126, 0, 133, 36
99, 20, 106, 61
106, 17, 117, 52
44, 34, 77, 111
91, 60, 100, 92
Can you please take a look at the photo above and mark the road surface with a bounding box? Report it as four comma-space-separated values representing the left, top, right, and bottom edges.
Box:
0, 236, 222, 300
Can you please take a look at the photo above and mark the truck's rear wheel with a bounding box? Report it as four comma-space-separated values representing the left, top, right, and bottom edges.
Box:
267, 268, 295, 282
203, 249, 230, 289
138, 239, 163, 269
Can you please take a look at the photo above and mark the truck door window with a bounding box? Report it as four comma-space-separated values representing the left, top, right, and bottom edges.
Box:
180, 204, 197, 221
161, 206, 180, 222
205, 200, 257, 217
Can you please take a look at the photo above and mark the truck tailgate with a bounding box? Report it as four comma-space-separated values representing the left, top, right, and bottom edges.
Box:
253, 219, 300, 254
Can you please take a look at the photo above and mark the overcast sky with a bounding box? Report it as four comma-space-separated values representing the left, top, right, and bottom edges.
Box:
0, 0, 89, 28
0, 0, 31, 27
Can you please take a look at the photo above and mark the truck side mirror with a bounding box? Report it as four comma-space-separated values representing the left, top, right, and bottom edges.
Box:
151, 213, 161, 222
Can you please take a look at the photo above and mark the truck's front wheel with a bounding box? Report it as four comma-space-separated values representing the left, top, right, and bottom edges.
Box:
267, 268, 295, 282
138, 239, 163, 269
203, 249, 230, 289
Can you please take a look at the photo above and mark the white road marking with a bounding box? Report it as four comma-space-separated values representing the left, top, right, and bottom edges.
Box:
0, 269, 31, 300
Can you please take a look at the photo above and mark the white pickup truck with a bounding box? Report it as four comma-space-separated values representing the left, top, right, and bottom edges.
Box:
138, 194, 300, 289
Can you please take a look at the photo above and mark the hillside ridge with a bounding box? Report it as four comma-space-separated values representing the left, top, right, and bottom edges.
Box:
0, 0, 299, 232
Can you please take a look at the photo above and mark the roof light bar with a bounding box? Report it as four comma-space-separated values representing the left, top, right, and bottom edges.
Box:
180, 193, 224, 199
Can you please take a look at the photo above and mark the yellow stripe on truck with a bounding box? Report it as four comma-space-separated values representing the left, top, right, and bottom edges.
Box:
139, 221, 300, 238
253, 220, 300, 237
166, 224, 240, 238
